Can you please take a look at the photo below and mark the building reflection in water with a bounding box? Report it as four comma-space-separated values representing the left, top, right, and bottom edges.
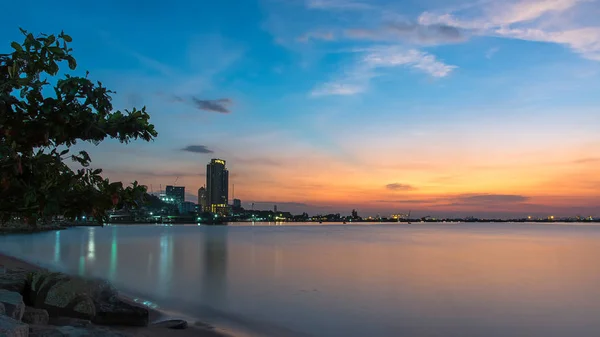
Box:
201, 227, 228, 305
158, 229, 174, 297
109, 227, 118, 281
54, 231, 61, 263
87, 227, 95, 261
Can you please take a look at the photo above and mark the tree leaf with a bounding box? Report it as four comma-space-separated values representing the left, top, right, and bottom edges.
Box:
62, 35, 72, 42
10, 42, 23, 52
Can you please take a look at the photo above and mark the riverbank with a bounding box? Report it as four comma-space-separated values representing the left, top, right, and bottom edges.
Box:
0, 252, 233, 337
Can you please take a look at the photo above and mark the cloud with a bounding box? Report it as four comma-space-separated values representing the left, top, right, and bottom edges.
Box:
453, 194, 530, 205
166, 94, 234, 113
364, 47, 457, 77
306, 0, 374, 10
191, 97, 233, 113
346, 23, 465, 45
375, 199, 435, 204
311, 47, 456, 96
181, 145, 214, 154
311, 83, 366, 96
572, 157, 600, 164
297, 31, 336, 42
486, 47, 500, 59
418, 0, 600, 61
385, 183, 416, 191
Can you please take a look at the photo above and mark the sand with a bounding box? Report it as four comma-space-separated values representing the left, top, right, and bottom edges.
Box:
0, 252, 233, 337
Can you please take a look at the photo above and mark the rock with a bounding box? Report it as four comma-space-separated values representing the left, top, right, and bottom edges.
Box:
0, 290, 26, 321
29, 325, 130, 337
0, 302, 5, 315
22, 307, 49, 325
92, 298, 148, 327
47, 317, 92, 328
151, 319, 188, 330
28, 272, 96, 320
0, 268, 30, 293
0, 315, 28, 337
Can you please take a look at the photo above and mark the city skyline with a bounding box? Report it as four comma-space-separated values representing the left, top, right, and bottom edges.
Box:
2, 0, 598, 217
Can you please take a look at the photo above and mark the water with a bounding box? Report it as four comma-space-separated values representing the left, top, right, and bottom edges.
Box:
2, 222, 600, 337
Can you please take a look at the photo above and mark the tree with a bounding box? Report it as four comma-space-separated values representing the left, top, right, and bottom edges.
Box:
0, 29, 157, 227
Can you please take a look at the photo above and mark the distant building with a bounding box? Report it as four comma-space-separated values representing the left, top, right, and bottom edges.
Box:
165, 186, 185, 207
206, 159, 229, 215
198, 186, 207, 212
274, 205, 278, 213
233, 199, 241, 209
179, 201, 196, 214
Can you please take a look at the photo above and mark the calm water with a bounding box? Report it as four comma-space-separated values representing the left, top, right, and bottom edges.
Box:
2, 222, 600, 337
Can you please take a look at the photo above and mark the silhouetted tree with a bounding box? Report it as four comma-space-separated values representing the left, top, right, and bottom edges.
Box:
0, 29, 157, 227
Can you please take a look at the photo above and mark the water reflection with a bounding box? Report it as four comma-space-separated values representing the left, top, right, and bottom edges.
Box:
87, 227, 95, 261
109, 227, 118, 281
54, 231, 61, 263
158, 229, 173, 297
201, 228, 228, 304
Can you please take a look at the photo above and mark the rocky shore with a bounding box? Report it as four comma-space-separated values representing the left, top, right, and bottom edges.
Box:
0, 254, 231, 337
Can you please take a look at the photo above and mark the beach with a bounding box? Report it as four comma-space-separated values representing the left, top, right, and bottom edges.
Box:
0, 251, 233, 337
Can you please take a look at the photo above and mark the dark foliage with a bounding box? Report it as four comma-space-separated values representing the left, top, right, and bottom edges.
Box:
0, 29, 157, 226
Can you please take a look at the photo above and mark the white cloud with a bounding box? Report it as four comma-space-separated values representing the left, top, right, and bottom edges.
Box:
311, 47, 456, 96
364, 47, 457, 78
306, 0, 374, 10
486, 47, 500, 59
418, 0, 600, 61
311, 83, 366, 96
297, 31, 336, 42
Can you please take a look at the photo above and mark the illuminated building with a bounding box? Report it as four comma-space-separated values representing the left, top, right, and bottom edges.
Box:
165, 186, 185, 207
206, 159, 229, 216
198, 186, 207, 212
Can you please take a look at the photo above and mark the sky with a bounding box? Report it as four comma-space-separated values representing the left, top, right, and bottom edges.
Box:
2, 0, 600, 218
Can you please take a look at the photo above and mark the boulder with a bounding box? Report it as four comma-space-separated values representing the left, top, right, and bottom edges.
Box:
0, 268, 30, 293
0, 315, 28, 337
28, 272, 96, 320
29, 325, 130, 337
22, 307, 49, 325
151, 319, 188, 330
92, 298, 149, 327
0, 290, 25, 321
47, 317, 92, 328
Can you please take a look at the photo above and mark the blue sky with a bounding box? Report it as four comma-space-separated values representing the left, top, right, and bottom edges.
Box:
2, 0, 600, 217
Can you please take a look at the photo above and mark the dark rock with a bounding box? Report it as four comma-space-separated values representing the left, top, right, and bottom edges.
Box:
0, 315, 28, 337
47, 316, 92, 328
28, 271, 96, 320
151, 319, 188, 330
0, 268, 30, 293
92, 298, 149, 327
29, 324, 130, 336
0, 289, 25, 321
22, 306, 49, 325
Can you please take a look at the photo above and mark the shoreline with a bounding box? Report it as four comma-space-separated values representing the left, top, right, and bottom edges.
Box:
0, 251, 234, 337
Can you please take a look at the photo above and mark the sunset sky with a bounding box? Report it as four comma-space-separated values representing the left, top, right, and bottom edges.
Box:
2, 0, 599, 217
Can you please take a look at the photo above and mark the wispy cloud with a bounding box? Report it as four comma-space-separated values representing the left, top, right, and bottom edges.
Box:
486, 46, 500, 59
306, 0, 374, 10
418, 0, 600, 61
346, 23, 465, 45
191, 98, 233, 113
311, 47, 456, 96
385, 183, 416, 191
164, 94, 234, 113
297, 31, 336, 42
181, 145, 214, 154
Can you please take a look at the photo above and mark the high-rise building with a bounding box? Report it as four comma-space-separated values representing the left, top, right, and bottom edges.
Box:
165, 186, 185, 206
198, 186, 207, 212
206, 159, 229, 215
233, 199, 241, 209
